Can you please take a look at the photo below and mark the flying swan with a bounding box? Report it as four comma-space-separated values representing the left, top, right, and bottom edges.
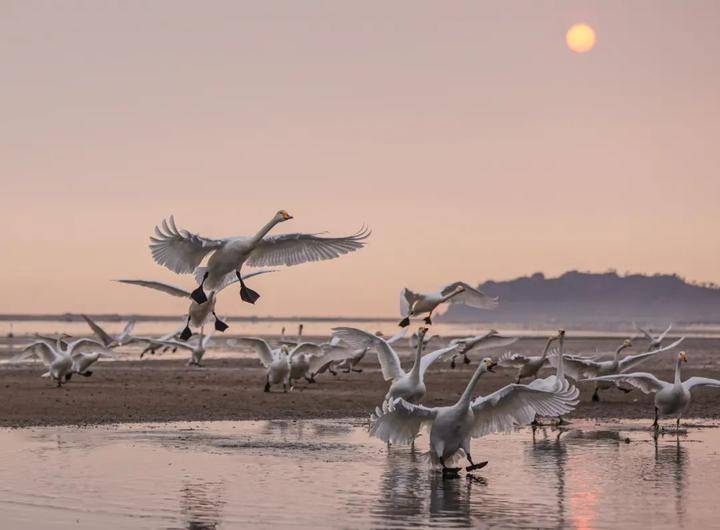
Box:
398, 282, 498, 327
149, 212, 369, 307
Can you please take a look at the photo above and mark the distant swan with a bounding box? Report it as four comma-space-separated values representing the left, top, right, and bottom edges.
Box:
584, 351, 720, 430
551, 337, 685, 401
498, 333, 560, 383
633, 323, 673, 351
398, 281, 498, 327
448, 330, 518, 368
331, 327, 459, 403
16, 336, 111, 386
149, 212, 369, 306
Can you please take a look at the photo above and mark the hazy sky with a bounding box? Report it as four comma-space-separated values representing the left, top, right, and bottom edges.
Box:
3, 1, 719, 317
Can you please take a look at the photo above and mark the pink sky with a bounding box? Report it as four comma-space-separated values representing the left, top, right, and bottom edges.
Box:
3, 1, 719, 317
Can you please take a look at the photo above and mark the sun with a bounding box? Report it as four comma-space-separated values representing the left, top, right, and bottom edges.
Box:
566, 23, 596, 54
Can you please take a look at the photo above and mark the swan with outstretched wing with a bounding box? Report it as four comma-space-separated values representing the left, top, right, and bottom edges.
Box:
370, 357, 579, 475
149, 212, 369, 309
398, 281, 498, 327
584, 351, 720, 429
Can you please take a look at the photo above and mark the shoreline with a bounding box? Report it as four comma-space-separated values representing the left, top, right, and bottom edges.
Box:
2, 355, 719, 429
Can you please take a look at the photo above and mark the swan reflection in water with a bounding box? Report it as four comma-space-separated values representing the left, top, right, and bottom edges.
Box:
654, 433, 688, 525
179, 479, 226, 530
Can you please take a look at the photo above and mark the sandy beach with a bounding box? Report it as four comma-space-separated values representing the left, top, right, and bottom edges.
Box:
1, 336, 717, 428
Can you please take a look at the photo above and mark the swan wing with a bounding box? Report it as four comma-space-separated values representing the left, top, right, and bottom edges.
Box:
115, 279, 191, 298
233, 337, 275, 367
331, 327, 402, 381
386, 328, 408, 345
399, 288, 421, 316
441, 281, 499, 309
618, 337, 684, 372
118, 320, 136, 341
66, 338, 110, 356
457, 335, 519, 354
498, 352, 531, 368
419, 344, 460, 377
657, 324, 673, 342
245, 227, 369, 267
470, 381, 579, 437
149, 215, 224, 274
288, 342, 322, 362
369, 397, 437, 444
683, 377, 720, 391
549, 353, 599, 380
584, 373, 667, 394
17, 340, 59, 366
81, 314, 114, 347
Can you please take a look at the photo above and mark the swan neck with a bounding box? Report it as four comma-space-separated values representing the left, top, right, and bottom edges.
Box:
540, 336, 555, 361
410, 339, 423, 377
251, 216, 281, 245
459, 365, 485, 406
674, 358, 683, 385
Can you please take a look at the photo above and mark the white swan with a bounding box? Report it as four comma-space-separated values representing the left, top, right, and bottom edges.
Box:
149, 212, 369, 306
498, 333, 560, 383
148, 329, 214, 366
335, 329, 408, 374
370, 358, 579, 475
584, 351, 720, 429
331, 327, 459, 403
116, 270, 275, 340
138, 326, 186, 357
448, 330, 519, 369
81, 315, 139, 348
398, 281, 498, 327
633, 323, 673, 351
233, 337, 290, 392
551, 337, 685, 401
16, 337, 110, 386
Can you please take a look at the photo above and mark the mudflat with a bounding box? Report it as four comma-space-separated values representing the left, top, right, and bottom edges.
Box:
1, 336, 717, 428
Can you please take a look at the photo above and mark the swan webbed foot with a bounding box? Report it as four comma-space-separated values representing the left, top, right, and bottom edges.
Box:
351, 368, 363, 373
463, 354, 471, 365
450, 358, 456, 369
80, 371, 93, 377
214, 318, 229, 332
442, 467, 461, 478
179, 326, 193, 341
190, 285, 208, 305
264, 381, 271, 392
423, 316, 432, 325
466, 461, 488, 472
237, 272, 260, 304
65, 373, 73, 382
591, 391, 600, 402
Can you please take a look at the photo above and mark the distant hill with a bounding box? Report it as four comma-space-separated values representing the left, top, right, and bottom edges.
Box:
440, 271, 720, 325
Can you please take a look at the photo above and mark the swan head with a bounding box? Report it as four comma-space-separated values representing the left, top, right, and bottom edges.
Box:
679, 351, 688, 363
276, 210, 293, 222
480, 357, 497, 373
281, 344, 290, 354
620, 339, 632, 350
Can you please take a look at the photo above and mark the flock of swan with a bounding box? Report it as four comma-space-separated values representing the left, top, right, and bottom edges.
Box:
13, 211, 720, 476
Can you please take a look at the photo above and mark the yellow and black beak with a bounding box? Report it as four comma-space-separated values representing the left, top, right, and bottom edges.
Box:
679, 351, 688, 362
487, 360, 497, 372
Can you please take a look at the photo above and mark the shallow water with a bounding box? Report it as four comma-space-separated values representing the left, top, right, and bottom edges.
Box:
0, 419, 718, 529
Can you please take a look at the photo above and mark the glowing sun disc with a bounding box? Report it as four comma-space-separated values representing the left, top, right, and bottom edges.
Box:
566, 23, 596, 53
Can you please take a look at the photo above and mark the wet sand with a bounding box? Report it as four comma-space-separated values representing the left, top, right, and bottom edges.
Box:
2, 336, 718, 428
